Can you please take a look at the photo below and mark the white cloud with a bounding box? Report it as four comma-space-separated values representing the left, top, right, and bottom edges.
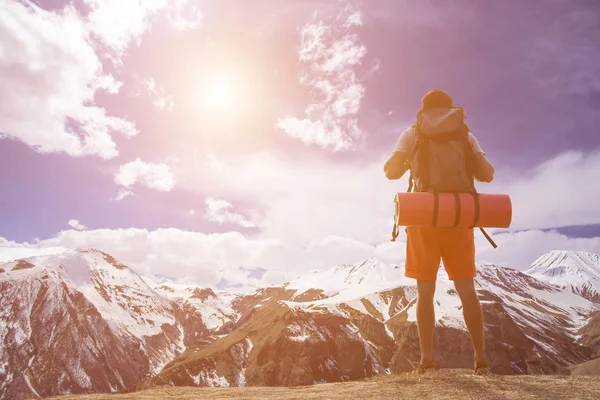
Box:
485, 150, 600, 231
205, 198, 256, 228
344, 10, 363, 27
0, 239, 69, 264
277, 7, 367, 152
0, 0, 201, 159
115, 188, 133, 201
171, 143, 600, 260
114, 158, 175, 198
153, 96, 174, 112
10, 227, 595, 290
207, 153, 226, 173
86, 0, 203, 60
139, 77, 174, 112
476, 229, 600, 271
0, 2, 137, 159
167, 0, 204, 31
68, 219, 87, 231
173, 150, 407, 245
31, 228, 406, 288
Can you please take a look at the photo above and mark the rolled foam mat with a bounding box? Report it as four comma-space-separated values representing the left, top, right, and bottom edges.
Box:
394, 192, 512, 228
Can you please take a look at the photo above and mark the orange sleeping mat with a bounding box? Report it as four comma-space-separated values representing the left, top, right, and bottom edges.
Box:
394, 192, 512, 228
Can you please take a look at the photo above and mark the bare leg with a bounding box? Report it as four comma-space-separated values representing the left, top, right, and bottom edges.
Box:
454, 279, 488, 368
416, 280, 436, 367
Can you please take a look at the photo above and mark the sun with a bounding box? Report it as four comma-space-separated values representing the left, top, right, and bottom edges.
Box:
203, 77, 233, 108
193, 65, 256, 123
199, 69, 247, 113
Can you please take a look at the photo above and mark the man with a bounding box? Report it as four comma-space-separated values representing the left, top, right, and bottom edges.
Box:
383, 89, 495, 375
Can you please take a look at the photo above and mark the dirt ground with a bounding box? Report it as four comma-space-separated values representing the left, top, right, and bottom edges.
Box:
46, 369, 600, 400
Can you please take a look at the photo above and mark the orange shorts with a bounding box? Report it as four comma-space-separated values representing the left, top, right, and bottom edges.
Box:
405, 226, 476, 281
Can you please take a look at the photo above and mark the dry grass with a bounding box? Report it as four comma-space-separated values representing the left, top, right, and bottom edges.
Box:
45, 369, 600, 400
564, 358, 600, 376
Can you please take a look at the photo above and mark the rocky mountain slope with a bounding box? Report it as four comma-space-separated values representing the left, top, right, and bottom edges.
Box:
0, 249, 240, 400
133, 258, 598, 391
1, 249, 600, 399
579, 311, 600, 358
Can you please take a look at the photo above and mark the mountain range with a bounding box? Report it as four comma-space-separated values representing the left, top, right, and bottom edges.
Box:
1, 248, 599, 400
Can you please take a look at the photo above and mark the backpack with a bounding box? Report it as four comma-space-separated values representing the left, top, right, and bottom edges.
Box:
408, 107, 475, 194
390, 107, 498, 248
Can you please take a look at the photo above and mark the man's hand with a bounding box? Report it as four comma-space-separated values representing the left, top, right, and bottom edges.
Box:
384, 152, 409, 180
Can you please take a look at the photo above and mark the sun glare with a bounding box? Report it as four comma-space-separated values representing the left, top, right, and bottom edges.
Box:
193, 65, 258, 125
198, 69, 247, 113
204, 77, 233, 108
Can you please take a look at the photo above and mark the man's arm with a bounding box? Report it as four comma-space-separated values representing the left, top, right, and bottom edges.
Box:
469, 133, 495, 183
473, 152, 495, 183
384, 152, 409, 180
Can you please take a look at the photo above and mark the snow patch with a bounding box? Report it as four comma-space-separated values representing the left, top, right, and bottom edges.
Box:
23, 375, 40, 398
287, 322, 330, 343
194, 369, 230, 387
229, 337, 252, 386
155, 284, 239, 331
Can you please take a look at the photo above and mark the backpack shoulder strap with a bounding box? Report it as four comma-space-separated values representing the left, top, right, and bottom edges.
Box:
414, 124, 430, 192
461, 126, 476, 189
406, 125, 421, 193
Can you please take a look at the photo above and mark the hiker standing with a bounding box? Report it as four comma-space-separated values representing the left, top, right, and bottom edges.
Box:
383, 89, 495, 375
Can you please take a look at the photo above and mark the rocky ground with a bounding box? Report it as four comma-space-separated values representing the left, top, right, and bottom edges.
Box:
48, 370, 600, 400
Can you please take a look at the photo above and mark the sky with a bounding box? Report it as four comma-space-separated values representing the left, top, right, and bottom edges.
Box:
1, 0, 600, 290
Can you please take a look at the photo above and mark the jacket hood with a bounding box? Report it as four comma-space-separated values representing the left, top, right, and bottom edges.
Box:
417, 107, 465, 135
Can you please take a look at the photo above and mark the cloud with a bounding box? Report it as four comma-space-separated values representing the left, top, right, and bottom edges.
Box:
476, 229, 600, 271
0, 238, 69, 264
207, 153, 226, 174
153, 96, 174, 112
68, 219, 87, 231
0, 0, 201, 159
205, 198, 256, 228
486, 150, 600, 231
31, 228, 406, 288
171, 140, 600, 261
114, 158, 175, 198
172, 149, 407, 245
167, 0, 204, 31
86, 0, 203, 60
0, 2, 137, 159
115, 188, 133, 201
137, 77, 174, 112
277, 7, 367, 152
4, 226, 591, 290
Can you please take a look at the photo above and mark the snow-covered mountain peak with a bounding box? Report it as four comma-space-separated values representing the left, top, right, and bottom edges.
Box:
332, 258, 392, 284
285, 258, 409, 302
527, 251, 600, 275
525, 250, 600, 303
0, 249, 178, 340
